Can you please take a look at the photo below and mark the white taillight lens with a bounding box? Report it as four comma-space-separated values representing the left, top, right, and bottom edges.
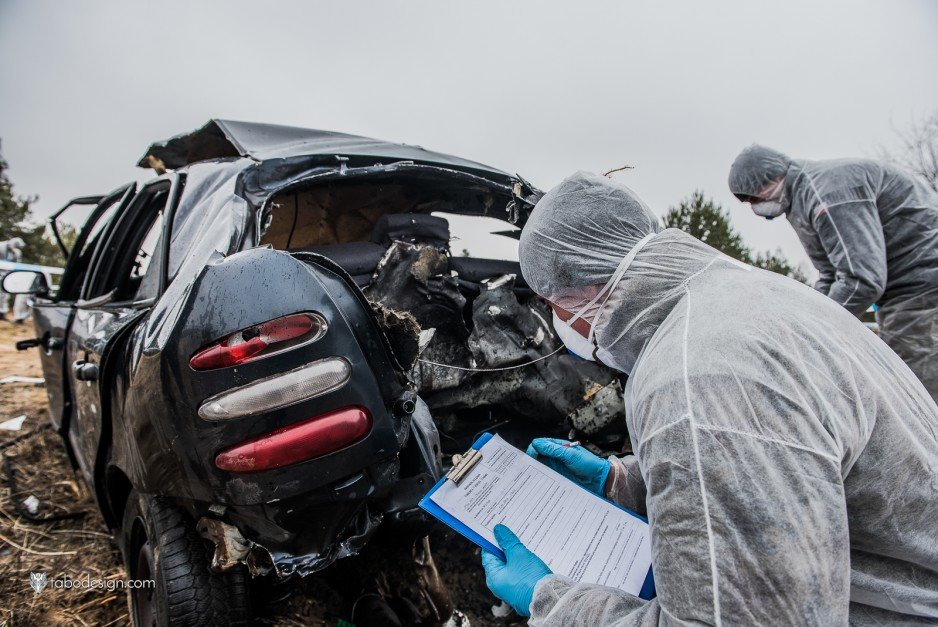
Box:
198, 357, 351, 421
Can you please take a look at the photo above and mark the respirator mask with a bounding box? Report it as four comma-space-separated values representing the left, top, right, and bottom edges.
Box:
552, 312, 597, 361
550, 233, 657, 370
752, 200, 785, 219
751, 178, 787, 219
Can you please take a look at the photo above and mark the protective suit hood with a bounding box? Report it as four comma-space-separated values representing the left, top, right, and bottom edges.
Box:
520, 171, 741, 374
728, 144, 794, 203
592, 228, 740, 373
519, 171, 660, 308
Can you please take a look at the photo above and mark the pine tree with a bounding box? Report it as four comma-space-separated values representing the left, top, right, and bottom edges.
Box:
0, 141, 72, 267
664, 191, 806, 282
663, 191, 749, 261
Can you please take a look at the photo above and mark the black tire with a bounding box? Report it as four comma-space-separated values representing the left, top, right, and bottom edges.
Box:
121, 489, 252, 626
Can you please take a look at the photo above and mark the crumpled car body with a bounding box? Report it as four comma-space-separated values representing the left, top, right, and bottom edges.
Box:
28, 119, 627, 580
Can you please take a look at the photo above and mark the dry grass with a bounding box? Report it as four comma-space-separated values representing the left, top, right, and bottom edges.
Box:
0, 322, 129, 626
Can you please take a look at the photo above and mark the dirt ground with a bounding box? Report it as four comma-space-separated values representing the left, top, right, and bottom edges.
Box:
0, 321, 513, 626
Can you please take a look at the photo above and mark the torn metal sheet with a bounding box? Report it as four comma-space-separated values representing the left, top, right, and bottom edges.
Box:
367, 243, 472, 392
197, 517, 274, 576
270, 506, 384, 577
437, 275, 624, 432
370, 302, 422, 370
197, 507, 385, 579
467, 274, 551, 367
198, 517, 253, 570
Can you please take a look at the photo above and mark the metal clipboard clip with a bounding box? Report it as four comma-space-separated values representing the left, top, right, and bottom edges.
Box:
446, 447, 483, 485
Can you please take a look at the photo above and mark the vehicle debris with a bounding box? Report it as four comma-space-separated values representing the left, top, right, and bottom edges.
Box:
197, 517, 275, 576
491, 600, 512, 618
0, 415, 26, 431
365, 242, 629, 452
569, 379, 627, 438
0, 376, 44, 386
22, 495, 40, 516
367, 242, 472, 392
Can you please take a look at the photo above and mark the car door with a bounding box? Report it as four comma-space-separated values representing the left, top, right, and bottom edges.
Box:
66, 177, 179, 481
31, 185, 135, 438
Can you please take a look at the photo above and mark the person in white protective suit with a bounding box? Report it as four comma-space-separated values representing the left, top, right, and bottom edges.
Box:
479, 171, 938, 625
0, 237, 29, 322
729, 145, 938, 402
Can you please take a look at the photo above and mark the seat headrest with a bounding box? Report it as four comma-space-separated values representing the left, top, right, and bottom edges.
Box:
371, 214, 451, 250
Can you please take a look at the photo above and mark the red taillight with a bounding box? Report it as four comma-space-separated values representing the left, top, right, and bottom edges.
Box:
214, 406, 372, 473
190, 313, 325, 370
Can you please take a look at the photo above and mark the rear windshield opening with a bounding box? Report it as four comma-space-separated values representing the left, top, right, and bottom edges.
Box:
437, 212, 519, 261
259, 173, 508, 252
258, 172, 522, 289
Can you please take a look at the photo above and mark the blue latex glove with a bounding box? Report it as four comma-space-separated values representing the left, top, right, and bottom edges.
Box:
526, 437, 611, 496
481, 524, 552, 617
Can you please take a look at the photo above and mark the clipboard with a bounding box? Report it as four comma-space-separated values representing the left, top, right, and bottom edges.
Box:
419, 433, 656, 600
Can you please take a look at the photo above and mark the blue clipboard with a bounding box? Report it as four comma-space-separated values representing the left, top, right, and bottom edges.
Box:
419, 433, 656, 600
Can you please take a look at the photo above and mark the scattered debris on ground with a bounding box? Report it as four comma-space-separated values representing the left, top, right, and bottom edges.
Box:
0, 415, 26, 431
0, 323, 128, 626
0, 377, 44, 386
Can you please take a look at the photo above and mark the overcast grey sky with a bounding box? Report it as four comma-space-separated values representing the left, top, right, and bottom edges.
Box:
1, 0, 936, 272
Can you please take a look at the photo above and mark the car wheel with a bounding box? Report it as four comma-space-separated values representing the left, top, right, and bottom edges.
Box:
121, 489, 252, 626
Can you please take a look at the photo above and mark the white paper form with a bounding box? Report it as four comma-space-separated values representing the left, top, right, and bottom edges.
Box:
430, 435, 652, 595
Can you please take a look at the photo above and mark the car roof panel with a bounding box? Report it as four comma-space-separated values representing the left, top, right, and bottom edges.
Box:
137, 119, 514, 183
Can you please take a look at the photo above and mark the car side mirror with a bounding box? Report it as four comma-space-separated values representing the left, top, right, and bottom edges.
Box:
2, 270, 49, 297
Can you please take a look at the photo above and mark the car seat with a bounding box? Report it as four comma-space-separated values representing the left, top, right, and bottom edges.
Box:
291, 214, 452, 286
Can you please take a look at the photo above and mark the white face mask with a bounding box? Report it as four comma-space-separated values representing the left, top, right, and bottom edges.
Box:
555, 232, 658, 371
552, 311, 596, 361
752, 199, 785, 218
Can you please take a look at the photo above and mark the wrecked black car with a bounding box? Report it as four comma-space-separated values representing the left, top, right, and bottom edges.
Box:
2, 120, 627, 625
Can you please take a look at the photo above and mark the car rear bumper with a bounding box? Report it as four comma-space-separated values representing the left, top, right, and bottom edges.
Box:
194, 397, 442, 577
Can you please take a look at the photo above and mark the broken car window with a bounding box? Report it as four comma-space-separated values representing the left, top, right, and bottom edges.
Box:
434, 212, 520, 261
83, 185, 170, 303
